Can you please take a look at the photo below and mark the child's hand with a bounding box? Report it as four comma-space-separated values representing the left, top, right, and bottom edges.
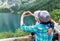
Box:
47, 28, 52, 35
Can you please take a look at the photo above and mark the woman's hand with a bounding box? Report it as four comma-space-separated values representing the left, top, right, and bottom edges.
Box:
47, 28, 52, 35
20, 11, 27, 24
26, 11, 34, 16
20, 11, 34, 24
21, 11, 28, 17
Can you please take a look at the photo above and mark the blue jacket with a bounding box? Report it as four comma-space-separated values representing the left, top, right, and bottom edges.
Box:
20, 23, 54, 41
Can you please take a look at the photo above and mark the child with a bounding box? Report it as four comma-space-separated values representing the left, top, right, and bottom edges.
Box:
20, 10, 54, 41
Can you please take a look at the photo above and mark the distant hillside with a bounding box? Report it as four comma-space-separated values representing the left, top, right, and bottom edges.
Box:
0, 0, 60, 13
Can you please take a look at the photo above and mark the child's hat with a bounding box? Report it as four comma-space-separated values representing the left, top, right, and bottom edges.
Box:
34, 10, 50, 22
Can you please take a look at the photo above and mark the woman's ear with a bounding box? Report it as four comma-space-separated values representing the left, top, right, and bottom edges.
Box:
38, 19, 41, 23
35, 17, 40, 23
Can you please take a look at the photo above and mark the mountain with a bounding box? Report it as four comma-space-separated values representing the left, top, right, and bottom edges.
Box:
0, 0, 60, 13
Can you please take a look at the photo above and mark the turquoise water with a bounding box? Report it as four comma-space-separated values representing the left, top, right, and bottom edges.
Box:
0, 13, 20, 32
0, 13, 35, 32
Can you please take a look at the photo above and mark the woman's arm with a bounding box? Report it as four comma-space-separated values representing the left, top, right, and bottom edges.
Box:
20, 12, 26, 24
20, 11, 34, 24
20, 11, 37, 32
27, 11, 34, 16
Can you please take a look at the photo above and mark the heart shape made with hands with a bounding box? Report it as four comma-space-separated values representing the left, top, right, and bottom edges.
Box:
23, 11, 33, 16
